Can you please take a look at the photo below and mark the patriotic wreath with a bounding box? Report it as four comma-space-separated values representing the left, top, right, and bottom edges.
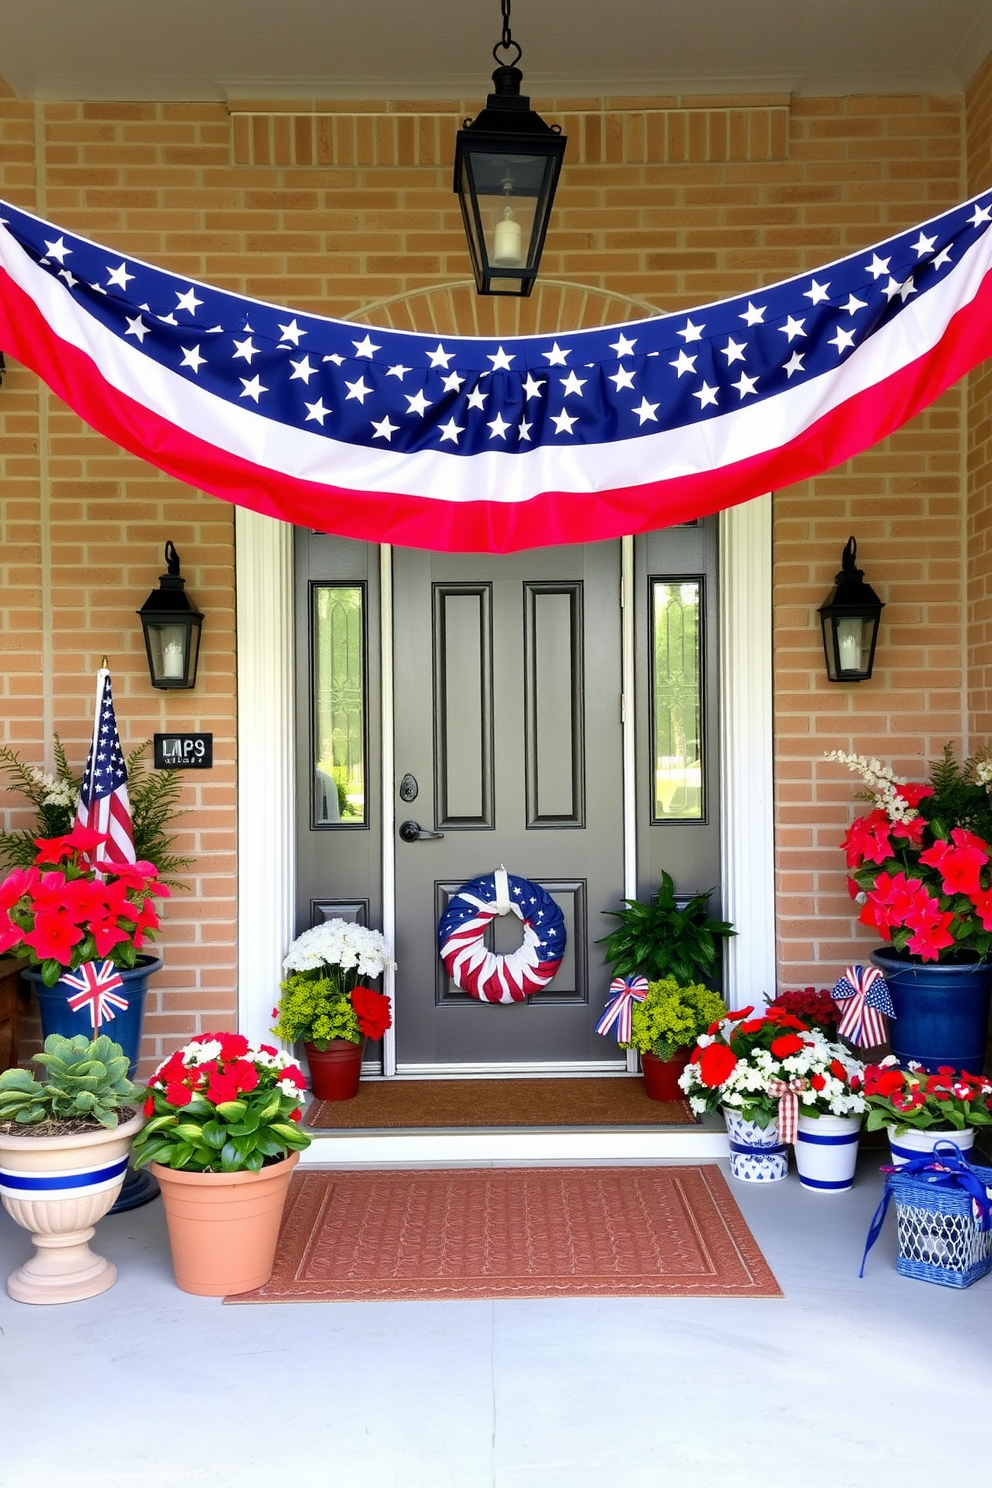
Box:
438, 870, 566, 1004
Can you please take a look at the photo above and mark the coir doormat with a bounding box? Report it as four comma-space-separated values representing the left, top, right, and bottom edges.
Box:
227, 1166, 781, 1303
305, 1077, 693, 1129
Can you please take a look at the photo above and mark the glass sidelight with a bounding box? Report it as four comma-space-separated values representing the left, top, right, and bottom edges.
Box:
650, 578, 704, 821
311, 583, 367, 826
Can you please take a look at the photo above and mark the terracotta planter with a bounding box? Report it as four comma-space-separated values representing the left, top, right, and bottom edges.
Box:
305, 1037, 366, 1100
641, 1047, 691, 1102
150, 1150, 300, 1296
0, 1108, 144, 1304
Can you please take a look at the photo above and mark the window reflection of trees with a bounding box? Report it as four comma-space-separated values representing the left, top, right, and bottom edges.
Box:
652, 580, 702, 820
313, 585, 365, 823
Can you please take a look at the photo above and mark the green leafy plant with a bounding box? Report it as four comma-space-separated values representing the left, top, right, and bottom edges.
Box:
0, 738, 192, 885
273, 973, 362, 1048
622, 977, 727, 1059
0, 1032, 137, 1130
597, 870, 735, 985
862, 1056, 992, 1134
271, 921, 395, 1049
131, 1032, 311, 1173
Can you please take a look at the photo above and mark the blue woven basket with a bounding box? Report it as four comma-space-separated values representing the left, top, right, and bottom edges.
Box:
888, 1159, 992, 1288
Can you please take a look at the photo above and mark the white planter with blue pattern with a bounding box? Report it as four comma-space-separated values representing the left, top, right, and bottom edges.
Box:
0, 1108, 143, 1304
794, 1113, 862, 1192
722, 1108, 788, 1182
886, 1123, 975, 1168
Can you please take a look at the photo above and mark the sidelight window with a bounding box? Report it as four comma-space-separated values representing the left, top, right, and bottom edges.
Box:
650, 578, 704, 821
311, 583, 367, 826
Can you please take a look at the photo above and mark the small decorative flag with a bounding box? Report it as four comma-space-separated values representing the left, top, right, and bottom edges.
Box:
595, 975, 649, 1043
833, 964, 896, 1047
75, 665, 136, 867
61, 959, 129, 1031
767, 1076, 806, 1145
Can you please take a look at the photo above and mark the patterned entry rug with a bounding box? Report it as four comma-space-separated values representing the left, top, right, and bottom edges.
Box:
227, 1166, 782, 1304
305, 1077, 693, 1129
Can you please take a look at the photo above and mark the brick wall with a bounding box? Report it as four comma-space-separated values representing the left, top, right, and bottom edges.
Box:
0, 83, 985, 1060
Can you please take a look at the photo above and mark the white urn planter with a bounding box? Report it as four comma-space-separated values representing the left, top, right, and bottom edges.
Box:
886, 1124, 976, 1168
794, 1113, 862, 1193
0, 1109, 143, 1304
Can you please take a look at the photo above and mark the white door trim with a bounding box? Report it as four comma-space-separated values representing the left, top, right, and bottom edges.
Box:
236, 502, 777, 1041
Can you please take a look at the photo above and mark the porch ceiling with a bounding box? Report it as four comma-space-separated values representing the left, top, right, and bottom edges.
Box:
0, 0, 990, 102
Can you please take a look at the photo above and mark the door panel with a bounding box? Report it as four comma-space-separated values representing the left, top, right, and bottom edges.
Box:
393, 543, 623, 1069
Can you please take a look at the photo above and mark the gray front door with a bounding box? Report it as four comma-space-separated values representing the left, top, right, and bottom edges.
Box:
392, 543, 624, 1069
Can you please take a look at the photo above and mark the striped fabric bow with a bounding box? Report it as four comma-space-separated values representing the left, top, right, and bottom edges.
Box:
767, 1077, 807, 1145
832, 964, 896, 1047
61, 959, 129, 1031
595, 975, 650, 1044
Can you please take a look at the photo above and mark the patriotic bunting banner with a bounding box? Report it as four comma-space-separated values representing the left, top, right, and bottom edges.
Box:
2, 190, 992, 551
595, 975, 650, 1044
61, 959, 129, 1032
832, 964, 896, 1048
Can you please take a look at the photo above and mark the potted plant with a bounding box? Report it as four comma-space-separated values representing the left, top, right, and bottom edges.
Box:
131, 1032, 311, 1295
679, 1007, 865, 1185
828, 746, 992, 1072
0, 1032, 142, 1303
0, 825, 169, 1072
597, 869, 735, 986
618, 976, 727, 1101
862, 1055, 992, 1167
272, 920, 395, 1100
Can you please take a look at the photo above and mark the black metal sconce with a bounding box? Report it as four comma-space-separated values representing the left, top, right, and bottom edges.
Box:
138, 541, 204, 690
453, 0, 567, 297
818, 537, 885, 682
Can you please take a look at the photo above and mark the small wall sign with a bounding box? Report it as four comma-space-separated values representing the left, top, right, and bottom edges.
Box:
154, 732, 213, 769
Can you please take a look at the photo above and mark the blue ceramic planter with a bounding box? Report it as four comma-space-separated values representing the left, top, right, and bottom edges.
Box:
25, 956, 162, 1078
24, 957, 164, 1213
870, 948, 992, 1074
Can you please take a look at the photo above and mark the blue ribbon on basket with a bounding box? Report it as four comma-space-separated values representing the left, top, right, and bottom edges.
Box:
859, 1142, 992, 1278
595, 975, 649, 1044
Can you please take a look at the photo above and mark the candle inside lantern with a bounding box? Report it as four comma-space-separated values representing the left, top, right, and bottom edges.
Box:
493, 205, 523, 267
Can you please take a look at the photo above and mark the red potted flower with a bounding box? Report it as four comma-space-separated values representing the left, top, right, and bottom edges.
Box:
828, 747, 992, 1072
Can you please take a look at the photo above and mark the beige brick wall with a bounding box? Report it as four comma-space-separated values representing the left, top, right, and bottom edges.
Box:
0, 83, 986, 1061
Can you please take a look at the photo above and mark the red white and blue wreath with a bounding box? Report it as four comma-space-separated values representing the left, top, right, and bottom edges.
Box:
438, 867, 566, 1003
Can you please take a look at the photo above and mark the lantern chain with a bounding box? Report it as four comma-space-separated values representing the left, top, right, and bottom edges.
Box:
493, 0, 522, 67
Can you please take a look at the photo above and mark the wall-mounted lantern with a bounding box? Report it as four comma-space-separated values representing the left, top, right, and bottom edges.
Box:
138, 541, 203, 690
453, 0, 567, 297
818, 537, 885, 682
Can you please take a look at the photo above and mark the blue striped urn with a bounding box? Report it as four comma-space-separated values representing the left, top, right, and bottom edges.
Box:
0, 1108, 144, 1304
722, 1108, 789, 1182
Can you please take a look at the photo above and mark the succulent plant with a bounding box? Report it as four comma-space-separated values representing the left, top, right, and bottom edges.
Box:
0, 1033, 138, 1130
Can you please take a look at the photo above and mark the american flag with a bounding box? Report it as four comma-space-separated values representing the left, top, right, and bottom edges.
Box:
1, 191, 992, 551
76, 667, 136, 865
832, 964, 895, 1048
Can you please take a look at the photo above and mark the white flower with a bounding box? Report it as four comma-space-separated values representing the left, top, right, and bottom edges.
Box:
183, 1038, 223, 1065
283, 919, 395, 977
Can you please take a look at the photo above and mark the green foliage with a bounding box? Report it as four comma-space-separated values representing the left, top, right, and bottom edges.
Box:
0, 1033, 137, 1130
271, 971, 361, 1050
622, 977, 727, 1059
0, 738, 192, 885
597, 870, 735, 985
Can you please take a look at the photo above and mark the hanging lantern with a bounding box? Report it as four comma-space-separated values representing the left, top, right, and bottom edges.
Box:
137, 541, 204, 690
453, 0, 567, 297
818, 537, 885, 682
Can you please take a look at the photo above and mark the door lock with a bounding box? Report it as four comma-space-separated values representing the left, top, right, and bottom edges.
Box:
398, 819, 445, 843
398, 772, 419, 802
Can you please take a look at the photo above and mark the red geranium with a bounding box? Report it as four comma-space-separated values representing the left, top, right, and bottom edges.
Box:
770, 1032, 806, 1059
350, 986, 393, 1041
697, 1041, 739, 1088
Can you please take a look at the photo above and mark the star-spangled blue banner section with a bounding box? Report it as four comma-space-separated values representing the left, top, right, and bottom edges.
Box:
3, 190, 991, 461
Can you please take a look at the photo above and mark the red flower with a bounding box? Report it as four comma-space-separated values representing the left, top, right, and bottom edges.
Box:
281, 1064, 306, 1088
143, 1094, 155, 1117
841, 809, 894, 868
970, 888, 992, 931
724, 1007, 754, 1022
770, 1032, 806, 1058
764, 1009, 812, 1030
905, 910, 956, 961
0, 866, 39, 909
0, 912, 23, 954
89, 916, 131, 956
810, 1074, 826, 1091
871, 1068, 907, 1097
217, 1033, 250, 1061
829, 1059, 849, 1082
164, 1082, 193, 1107
697, 1042, 739, 1088
33, 825, 109, 863
351, 987, 393, 1041
892, 816, 926, 847
921, 830, 988, 897
736, 1017, 767, 1036
289, 1107, 302, 1122
894, 783, 934, 808
23, 907, 85, 963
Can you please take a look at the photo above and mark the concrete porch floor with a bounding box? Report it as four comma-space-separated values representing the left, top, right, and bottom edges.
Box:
1, 1149, 990, 1488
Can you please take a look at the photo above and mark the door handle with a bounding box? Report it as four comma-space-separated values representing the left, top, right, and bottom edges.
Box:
398, 819, 445, 843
